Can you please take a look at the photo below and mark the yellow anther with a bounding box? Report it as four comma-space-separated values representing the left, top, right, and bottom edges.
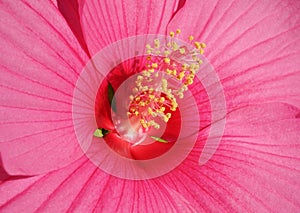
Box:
147, 56, 152, 60
134, 111, 139, 116
199, 48, 204, 55
137, 75, 143, 81
166, 113, 171, 119
135, 81, 142, 88
164, 51, 170, 56
172, 42, 179, 50
179, 48, 186, 54
149, 94, 155, 99
188, 73, 195, 79
190, 63, 196, 70
178, 71, 185, 80
154, 39, 160, 48
193, 63, 200, 70
135, 96, 140, 101
159, 97, 165, 103
163, 116, 169, 123
172, 70, 177, 76
178, 92, 184, 99
148, 107, 153, 114
169, 31, 175, 37
176, 29, 181, 34
178, 87, 185, 93
192, 55, 199, 61
151, 63, 158, 68
164, 57, 171, 64
154, 123, 160, 129
146, 44, 151, 49
148, 68, 155, 73
160, 107, 166, 112
182, 63, 188, 70
166, 68, 172, 75
194, 41, 201, 49
189, 36, 194, 41
142, 71, 151, 77
189, 68, 196, 74
161, 79, 168, 90
171, 102, 178, 111
146, 49, 152, 54
186, 78, 193, 85
129, 95, 134, 100
140, 121, 147, 129
200, 42, 206, 48
166, 89, 173, 97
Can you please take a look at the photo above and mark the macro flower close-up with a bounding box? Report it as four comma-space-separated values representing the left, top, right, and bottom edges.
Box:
1, 0, 300, 212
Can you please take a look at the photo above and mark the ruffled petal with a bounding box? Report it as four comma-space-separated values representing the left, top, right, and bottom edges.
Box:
158, 103, 300, 211
0, 0, 88, 175
79, 0, 180, 55
168, 0, 300, 108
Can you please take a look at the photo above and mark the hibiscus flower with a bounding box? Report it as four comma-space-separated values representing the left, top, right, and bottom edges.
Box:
1, 0, 300, 212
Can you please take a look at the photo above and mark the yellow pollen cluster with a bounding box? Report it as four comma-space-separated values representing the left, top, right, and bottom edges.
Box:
127, 89, 170, 129
128, 29, 206, 130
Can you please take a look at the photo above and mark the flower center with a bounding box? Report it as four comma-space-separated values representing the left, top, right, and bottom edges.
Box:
94, 29, 206, 158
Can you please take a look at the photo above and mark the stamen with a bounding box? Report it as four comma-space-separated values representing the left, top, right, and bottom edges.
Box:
127, 29, 206, 130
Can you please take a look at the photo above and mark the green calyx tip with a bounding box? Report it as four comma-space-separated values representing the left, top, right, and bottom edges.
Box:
94, 128, 110, 138
151, 136, 168, 143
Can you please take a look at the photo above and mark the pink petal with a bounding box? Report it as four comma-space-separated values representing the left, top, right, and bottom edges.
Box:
57, 0, 90, 55
0, 155, 197, 212
0, 156, 103, 212
51, 0, 57, 7
159, 103, 300, 211
0, 155, 195, 212
0, 0, 88, 175
79, 0, 180, 55
168, 0, 300, 108
1, 103, 299, 212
